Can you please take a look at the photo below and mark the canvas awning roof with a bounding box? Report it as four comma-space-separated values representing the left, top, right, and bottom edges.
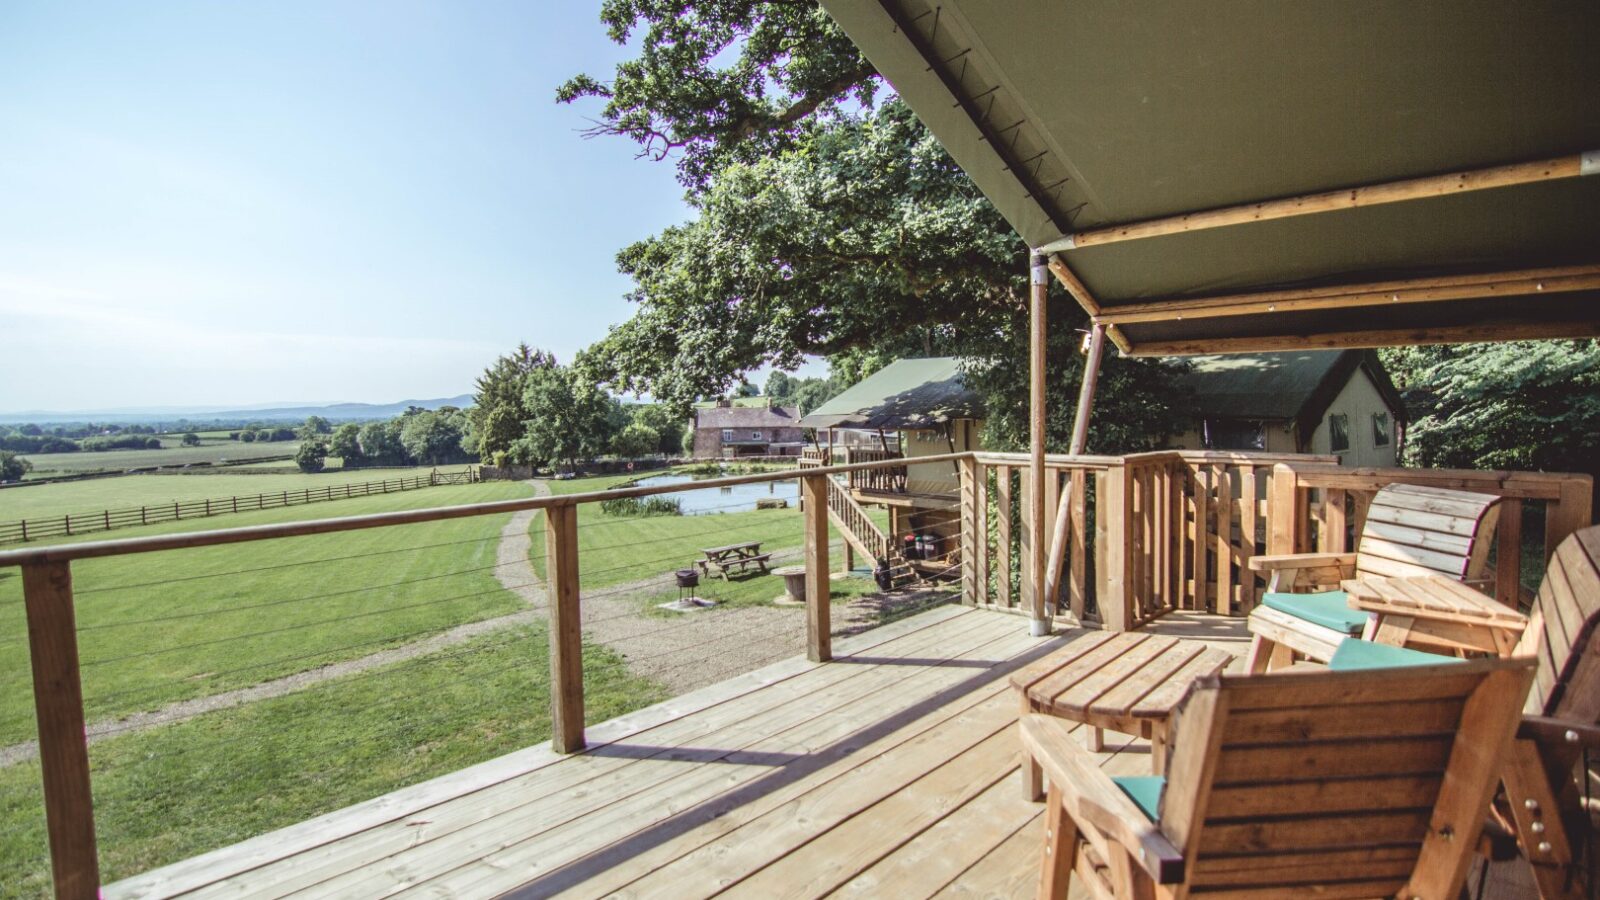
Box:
817, 0, 1600, 355
801, 357, 984, 430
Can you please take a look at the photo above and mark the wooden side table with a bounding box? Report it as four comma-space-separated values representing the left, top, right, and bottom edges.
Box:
1343, 574, 1528, 658
1011, 631, 1233, 800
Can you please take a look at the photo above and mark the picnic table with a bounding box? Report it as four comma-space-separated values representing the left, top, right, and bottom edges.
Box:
697, 541, 773, 581
1343, 573, 1529, 658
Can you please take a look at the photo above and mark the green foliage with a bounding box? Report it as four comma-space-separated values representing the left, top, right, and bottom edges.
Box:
180, 432, 201, 447
329, 423, 363, 462
1383, 341, 1600, 486
471, 344, 556, 462
398, 407, 472, 466
557, 0, 878, 191
294, 441, 327, 473
357, 420, 406, 464
519, 363, 618, 468
628, 403, 688, 454
765, 370, 843, 415
79, 435, 163, 452
0, 450, 31, 482
299, 416, 332, 439
598, 494, 682, 517
611, 422, 661, 459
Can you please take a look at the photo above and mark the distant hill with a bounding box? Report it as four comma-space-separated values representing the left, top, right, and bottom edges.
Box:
0, 395, 475, 425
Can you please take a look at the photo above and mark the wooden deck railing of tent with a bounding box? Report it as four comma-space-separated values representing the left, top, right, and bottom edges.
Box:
0, 448, 1591, 898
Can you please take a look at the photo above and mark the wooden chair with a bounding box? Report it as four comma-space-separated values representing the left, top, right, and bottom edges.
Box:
1021, 654, 1535, 900
1499, 524, 1600, 899
1245, 483, 1501, 671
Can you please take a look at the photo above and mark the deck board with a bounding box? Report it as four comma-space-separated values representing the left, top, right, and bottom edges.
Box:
107, 609, 1249, 900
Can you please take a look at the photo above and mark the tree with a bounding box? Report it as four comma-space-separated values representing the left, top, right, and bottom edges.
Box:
181, 432, 201, 446
358, 420, 406, 465
298, 416, 332, 440
295, 441, 328, 473
611, 422, 660, 459
399, 409, 469, 466
629, 403, 688, 454
0, 450, 31, 482
1383, 341, 1600, 491
329, 423, 363, 462
519, 363, 618, 469
239, 429, 257, 443
558, 0, 879, 192
471, 343, 556, 461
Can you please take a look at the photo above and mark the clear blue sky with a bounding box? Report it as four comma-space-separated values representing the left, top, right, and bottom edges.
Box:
0, 1, 806, 412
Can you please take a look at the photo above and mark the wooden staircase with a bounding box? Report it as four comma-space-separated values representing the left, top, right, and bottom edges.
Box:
800, 455, 916, 587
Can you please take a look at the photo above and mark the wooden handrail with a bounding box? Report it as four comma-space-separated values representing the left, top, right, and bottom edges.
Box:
0, 453, 973, 568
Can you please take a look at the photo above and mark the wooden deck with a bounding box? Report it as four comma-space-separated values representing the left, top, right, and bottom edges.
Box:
108, 606, 1251, 899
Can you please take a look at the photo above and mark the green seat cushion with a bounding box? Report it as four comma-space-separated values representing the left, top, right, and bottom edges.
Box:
1112, 775, 1164, 822
1329, 639, 1461, 671
1262, 591, 1369, 636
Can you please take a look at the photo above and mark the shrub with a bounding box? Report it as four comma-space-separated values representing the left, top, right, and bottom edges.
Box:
295, 441, 328, 473
0, 451, 30, 482
599, 494, 682, 517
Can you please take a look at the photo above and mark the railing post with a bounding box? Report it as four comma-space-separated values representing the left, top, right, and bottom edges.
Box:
544, 502, 585, 752
802, 474, 831, 662
1267, 464, 1300, 556
959, 456, 979, 605
21, 561, 100, 900
1100, 465, 1131, 631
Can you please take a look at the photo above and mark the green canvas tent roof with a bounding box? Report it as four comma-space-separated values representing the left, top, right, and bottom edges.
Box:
800, 357, 983, 430
817, 0, 1600, 355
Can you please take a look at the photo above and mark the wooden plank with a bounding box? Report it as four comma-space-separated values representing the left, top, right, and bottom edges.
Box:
1019, 470, 1035, 617
262, 614, 1032, 900
1069, 468, 1087, 620
184, 610, 1001, 900
974, 463, 989, 605
958, 458, 978, 606
802, 474, 831, 662
996, 467, 1013, 608
1495, 498, 1523, 608
1206, 774, 1443, 819
22, 560, 101, 900
1546, 478, 1593, 563
1128, 318, 1600, 358
1192, 465, 1212, 608
544, 503, 584, 753
1238, 466, 1259, 610
1214, 465, 1233, 614
1099, 467, 1130, 631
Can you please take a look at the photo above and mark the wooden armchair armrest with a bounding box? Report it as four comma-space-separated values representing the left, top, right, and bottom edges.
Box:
1246, 553, 1356, 572
1020, 716, 1185, 884
1517, 716, 1600, 750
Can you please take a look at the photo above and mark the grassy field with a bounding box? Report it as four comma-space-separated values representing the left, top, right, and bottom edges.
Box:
19, 439, 300, 476
0, 625, 662, 896
0, 466, 465, 522
0, 478, 535, 746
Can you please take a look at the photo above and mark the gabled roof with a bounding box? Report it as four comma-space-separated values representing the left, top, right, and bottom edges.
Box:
1177, 350, 1405, 437
800, 357, 983, 430
817, 1, 1600, 355
693, 405, 801, 429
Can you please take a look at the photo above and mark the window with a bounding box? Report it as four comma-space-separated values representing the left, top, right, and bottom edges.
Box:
1328, 414, 1350, 453
721, 429, 733, 441
751, 430, 763, 440
1372, 412, 1391, 447
1203, 419, 1265, 451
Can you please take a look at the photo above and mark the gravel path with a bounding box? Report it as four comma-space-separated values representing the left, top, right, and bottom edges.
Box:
0, 480, 952, 765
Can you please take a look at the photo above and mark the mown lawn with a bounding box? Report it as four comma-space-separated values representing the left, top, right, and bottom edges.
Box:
18, 440, 301, 476
0, 625, 664, 897
0, 479, 534, 745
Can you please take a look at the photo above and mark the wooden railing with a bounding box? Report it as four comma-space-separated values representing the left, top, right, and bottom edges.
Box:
0, 452, 963, 899
843, 447, 907, 494
1266, 463, 1595, 607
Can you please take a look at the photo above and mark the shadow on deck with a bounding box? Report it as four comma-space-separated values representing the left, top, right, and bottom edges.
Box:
108, 607, 1248, 899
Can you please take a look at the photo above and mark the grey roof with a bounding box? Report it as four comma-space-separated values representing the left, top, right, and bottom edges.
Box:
800, 357, 984, 430
694, 405, 802, 429
1177, 350, 1405, 433
817, 0, 1600, 354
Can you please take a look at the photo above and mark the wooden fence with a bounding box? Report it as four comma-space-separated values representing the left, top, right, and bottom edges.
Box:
0, 469, 477, 544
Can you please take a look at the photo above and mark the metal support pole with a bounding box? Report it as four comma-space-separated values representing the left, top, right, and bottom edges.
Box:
1028, 252, 1050, 635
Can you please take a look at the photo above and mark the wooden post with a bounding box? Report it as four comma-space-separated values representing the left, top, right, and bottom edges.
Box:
1028, 252, 1050, 634
996, 466, 1013, 608
959, 456, 979, 605
21, 561, 100, 900
1213, 465, 1233, 614
543, 503, 584, 753
1496, 499, 1524, 607
1267, 465, 1300, 556
1069, 468, 1087, 620
802, 475, 831, 662
1546, 478, 1593, 563
1100, 465, 1130, 631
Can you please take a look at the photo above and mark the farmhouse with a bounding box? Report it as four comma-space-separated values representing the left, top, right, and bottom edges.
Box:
688, 399, 804, 459
1166, 349, 1406, 467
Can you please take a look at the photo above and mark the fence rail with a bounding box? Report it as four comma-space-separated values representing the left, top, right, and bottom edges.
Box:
0, 469, 477, 544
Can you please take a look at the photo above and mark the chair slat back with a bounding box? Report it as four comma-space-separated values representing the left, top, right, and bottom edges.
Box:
1355, 484, 1501, 582
1514, 525, 1600, 717
1158, 658, 1534, 897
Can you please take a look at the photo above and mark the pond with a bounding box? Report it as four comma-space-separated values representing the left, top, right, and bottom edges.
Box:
628, 471, 800, 515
